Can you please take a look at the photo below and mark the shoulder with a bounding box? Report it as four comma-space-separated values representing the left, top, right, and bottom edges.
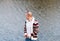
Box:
33, 20, 39, 27
25, 21, 26, 23
34, 20, 38, 24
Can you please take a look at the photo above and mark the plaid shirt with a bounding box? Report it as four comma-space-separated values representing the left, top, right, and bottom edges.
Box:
24, 20, 39, 38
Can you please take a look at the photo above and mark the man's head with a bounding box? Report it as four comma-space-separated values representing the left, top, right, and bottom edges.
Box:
25, 11, 33, 20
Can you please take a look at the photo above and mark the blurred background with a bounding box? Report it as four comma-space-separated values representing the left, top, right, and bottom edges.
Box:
0, 0, 60, 41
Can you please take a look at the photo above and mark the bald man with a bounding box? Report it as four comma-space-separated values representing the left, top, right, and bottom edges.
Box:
24, 11, 39, 41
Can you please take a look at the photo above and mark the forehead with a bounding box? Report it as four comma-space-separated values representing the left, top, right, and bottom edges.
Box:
26, 12, 32, 16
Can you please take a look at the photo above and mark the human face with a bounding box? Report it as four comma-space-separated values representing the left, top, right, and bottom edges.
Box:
25, 12, 32, 21
26, 14, 30, 20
